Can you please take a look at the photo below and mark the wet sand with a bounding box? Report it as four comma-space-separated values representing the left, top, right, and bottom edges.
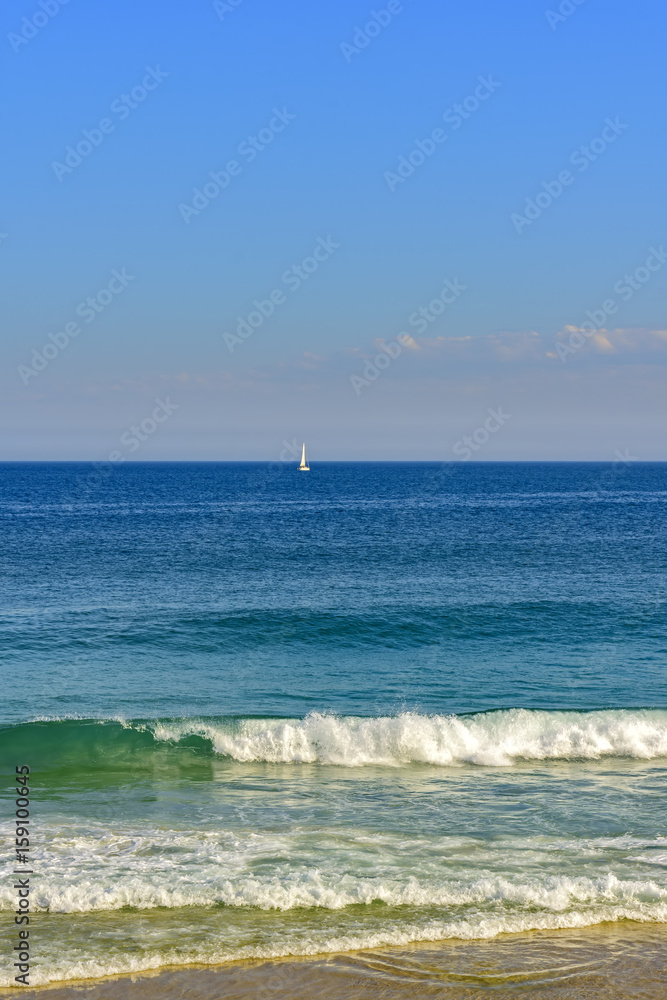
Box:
8, 922, 667, 999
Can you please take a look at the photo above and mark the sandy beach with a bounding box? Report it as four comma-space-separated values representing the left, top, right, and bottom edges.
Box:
7, 923, 666, 999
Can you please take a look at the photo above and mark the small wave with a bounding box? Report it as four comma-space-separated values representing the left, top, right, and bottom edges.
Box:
4, 905, 667, 988
3, 866, 664, 915
2, 823, 666, 914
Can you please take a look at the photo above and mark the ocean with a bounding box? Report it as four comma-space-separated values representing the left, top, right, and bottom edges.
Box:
1, 461, 667, 992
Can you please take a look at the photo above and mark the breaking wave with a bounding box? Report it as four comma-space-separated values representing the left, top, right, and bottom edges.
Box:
149, 708, 667, 766
8, 708, 667, 768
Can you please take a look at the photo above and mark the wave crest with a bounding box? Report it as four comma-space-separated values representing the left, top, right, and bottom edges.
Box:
148, 708, 667, 766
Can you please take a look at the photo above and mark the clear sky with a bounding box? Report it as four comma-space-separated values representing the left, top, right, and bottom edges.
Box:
1, 0, 665, 460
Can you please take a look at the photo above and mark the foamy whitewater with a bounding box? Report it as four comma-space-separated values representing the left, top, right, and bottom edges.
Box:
1, 462, 666, 986
146, 709, 667, 766
2, 711, 667, 987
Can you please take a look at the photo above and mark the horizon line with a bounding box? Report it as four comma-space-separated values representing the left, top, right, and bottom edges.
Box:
2, 459, 666, 466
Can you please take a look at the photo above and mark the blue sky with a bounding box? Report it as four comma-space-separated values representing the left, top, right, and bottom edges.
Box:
1, 0, 665, 459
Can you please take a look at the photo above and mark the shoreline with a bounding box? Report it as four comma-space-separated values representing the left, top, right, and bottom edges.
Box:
6, 921, 667, 999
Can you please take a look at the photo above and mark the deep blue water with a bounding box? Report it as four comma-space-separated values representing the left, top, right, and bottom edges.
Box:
1, 462, 666, 721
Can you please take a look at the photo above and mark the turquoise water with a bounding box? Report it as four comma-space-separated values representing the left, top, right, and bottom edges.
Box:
1, 462, 667, 985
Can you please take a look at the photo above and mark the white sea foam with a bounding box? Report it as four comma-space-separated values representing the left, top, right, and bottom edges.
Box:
2, 822, 666, 915
147, 708, 667, 766
1, 817, 666, 987
15, 870, 667, 915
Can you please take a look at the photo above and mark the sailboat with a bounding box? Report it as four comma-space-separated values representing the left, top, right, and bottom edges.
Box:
298, 442, 310, 471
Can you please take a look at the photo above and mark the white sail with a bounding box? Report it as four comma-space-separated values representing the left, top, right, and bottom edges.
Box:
298, 442, 310, 471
